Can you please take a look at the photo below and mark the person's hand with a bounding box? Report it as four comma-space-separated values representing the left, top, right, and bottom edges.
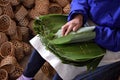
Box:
62, 14, 83, 36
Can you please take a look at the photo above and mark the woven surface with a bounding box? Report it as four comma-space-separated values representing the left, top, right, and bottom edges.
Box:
0, 69, 8, 80
0, 0, 10, 6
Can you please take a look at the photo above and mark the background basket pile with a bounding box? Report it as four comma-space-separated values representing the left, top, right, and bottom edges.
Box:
0, 0, 72, 79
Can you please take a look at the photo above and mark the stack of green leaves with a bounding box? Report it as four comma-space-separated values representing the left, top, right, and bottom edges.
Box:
34, 14, 105, 70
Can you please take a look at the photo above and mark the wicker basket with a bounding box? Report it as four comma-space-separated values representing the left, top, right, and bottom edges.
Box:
0, 56, 17, 73
11, 40, 24, 62
10, 0, 19, 6
5, 20, 17, 36
35, 0, 49, 15
28, 9, 41, 19
15, 6, 28, 21
19, 17, 29, 27
0, 0, 10, 6
22, 0, 35, 8
0, 7, 2, 15
0, 15, 11, 32
0, 32, 8, 46
10, 27, 22, 41
56, 0, 69, 7
22, 42, 32, 55
63, 4, 70, 14
2, 3, 14, 18
41, 62, 56, 79
0, 41, 15, 58
49, 3, 62, 14
0, 69, 8, 80
10, 64, 23, 80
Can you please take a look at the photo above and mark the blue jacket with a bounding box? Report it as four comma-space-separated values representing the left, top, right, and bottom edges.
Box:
68, 0, 120, 52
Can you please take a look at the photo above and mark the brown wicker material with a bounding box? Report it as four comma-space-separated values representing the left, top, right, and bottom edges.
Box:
28, 20, 37, 35
22, 42, 32, 55
0, 0, 10, 6
19, 27, 30, 42
0, 15, 11, 32
2, 3, 14, 18
56, 0, 69, 7
0, 32, 8, 46
0, 69, 8, 80
49, 0, 56, 3
15, 6, 28, 21
63, 4, 70, 14
22, 0, 35, 8
35, 0, 49, 15
41, 62, 56, 79
67, 0, 72, 3
5, 20, 17, 36
10, 27, 22, 41
10, 0, 19, 6
19, 17, 29, 27
10, 64, 23, 80
28, 9, 41, 19
0, 56, 17, 73
0, 7, 2, 15
49, 3, 62, 14
0, 41, 15, 58
11, 40, 24, 62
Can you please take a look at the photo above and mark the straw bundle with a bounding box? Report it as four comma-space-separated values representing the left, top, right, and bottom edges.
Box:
0, 32, 8, 46
22, 42, 32, 55
63, 4, 70, 14
22, 0, 35, 8
34, 0, 49, 15
0, 15, 11, 32
2, 3, 14, 18
19, 27, 30, 42
56, 0, 69, 7
0, 41, 15, 58
0, 56, 17, 73
19, 17, 29, 27
15, 6, 28, 21
10, 27, 22, 41
10, 0, 19, 6
0, 0, 10, 6
0, 69, 8, 80
28, 20, 37, 35
49, 3, 62, 14
5, 20, 17, 36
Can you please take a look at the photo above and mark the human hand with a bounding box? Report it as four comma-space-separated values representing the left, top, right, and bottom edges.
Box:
62, 14, 83, 36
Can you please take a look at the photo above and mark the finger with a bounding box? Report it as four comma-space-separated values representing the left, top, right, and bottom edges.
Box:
73, 25, 80, 31
62, 24, 68, 36
65, 25, 73, 36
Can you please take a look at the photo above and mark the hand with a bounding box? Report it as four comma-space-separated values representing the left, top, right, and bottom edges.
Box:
62, 14, 83, 36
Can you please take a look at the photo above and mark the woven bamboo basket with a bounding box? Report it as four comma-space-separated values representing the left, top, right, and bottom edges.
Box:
19, 17, 29, 27
10, 27, 22, 41
35, 0, 49, 15
0, 69, 8, 80
0, 56, 17, 73
49, 3, 62, 14
10, 0, 19, 6
0, 41, 15, 58
49, 0, 56, 3
41, 62, 56, 79
28, 20, 37, 35
2, 3, 14, 18
63, 4, 70, 14
11, 40, 24, 62
22, 42, 32, 55
5, 20, 17, 36
22, 0, 35, 8
19, 27, 30, 42
0, 32, 8, 46
0, 7, 2, 15
29, 9, 41, 19
15, 6, 28, 21
56, 0, 69, 7
10, 64, 23, 80
0, 15, 11, 32
0, 0, 10, 6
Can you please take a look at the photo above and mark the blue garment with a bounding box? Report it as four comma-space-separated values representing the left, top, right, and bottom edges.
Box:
68, 0, 120, 52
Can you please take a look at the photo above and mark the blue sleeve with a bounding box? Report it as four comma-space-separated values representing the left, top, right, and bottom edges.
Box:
95, 26, 120, 52
67, 0, 89, 23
